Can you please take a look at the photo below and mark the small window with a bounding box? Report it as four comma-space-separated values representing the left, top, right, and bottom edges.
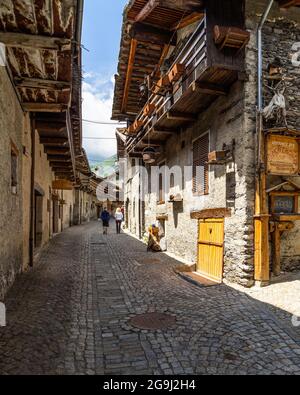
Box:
158, 162, 166, 204
11, 142, 18, 194
193, 133, 209, 195
170, 173, 175, 189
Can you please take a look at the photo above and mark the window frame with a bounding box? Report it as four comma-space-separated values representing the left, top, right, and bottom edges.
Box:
10, 140, 19, 194
157, 160, 166, 205
192, 131, 210, 196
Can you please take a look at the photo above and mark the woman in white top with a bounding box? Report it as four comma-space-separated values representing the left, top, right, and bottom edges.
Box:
115, 208, 124, 234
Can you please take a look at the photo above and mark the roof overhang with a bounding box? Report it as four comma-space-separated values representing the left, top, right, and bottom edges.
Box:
112, 0, 205, 121
0, 0, 84, 182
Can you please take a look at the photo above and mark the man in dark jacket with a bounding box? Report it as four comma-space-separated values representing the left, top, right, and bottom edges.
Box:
101, 208, 110, 235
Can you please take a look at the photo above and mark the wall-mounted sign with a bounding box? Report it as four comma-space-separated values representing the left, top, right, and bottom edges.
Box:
273, 196, 295, 214
52, 179, 73, 191
267, 135, 299, 176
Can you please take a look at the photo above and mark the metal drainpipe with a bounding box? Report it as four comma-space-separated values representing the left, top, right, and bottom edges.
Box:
256, 0, 274, 192
258, 0, 274, 113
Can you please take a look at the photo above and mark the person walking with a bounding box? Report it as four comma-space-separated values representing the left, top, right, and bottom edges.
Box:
101, 208, 110, 235
115, 207, 124, 234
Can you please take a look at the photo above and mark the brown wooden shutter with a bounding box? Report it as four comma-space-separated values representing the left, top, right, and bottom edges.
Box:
193, 133, 209, 195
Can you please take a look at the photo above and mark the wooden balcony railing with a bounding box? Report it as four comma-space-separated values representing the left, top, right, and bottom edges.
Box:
126, 14, 244, 151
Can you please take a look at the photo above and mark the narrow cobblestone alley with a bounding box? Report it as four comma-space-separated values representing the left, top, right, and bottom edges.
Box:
0, 221, 300, 375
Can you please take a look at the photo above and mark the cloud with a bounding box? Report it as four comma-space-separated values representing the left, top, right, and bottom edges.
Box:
82, 73, 121, 162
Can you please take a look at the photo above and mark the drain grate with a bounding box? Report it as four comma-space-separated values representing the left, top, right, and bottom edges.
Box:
129, 313, 176, 330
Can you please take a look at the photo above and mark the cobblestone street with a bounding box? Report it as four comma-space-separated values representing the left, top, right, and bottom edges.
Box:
0, 221, 300, 375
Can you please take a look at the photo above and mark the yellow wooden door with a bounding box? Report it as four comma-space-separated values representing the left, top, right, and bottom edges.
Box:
197, 218, 224, 282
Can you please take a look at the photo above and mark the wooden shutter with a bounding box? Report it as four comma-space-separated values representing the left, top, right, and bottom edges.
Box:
193, 133, 209, 195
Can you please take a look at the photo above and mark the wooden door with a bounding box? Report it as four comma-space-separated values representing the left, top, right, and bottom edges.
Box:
197, 218, 224, 282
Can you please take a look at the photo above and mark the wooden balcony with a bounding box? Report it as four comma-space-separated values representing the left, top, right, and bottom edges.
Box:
126, 16, 246, 154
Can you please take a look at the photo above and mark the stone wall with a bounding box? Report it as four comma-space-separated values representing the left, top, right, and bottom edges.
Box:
125, 158, 142, 238
73, 189, 98, 226
245, 0, 300, 272
122, 0, 300, 286
0, 67, 27, 299
143, 79, 256, 286
34, 131, 55, 246
22, 116, 32, 270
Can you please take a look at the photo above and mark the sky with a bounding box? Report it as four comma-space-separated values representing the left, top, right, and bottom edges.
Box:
82, 0, 128, 164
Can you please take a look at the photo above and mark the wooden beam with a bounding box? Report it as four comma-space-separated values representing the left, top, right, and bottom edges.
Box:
121, 39, 138, 113
191, 208, 231, 220
135, 0, 160, 22
193, 81, 227, 96
50, 161, 72, 166
66, 111, 76, 180
139, 140, 162, 147
129, 153, 143, 158
130, 23, 177, 46
52, 179, 74, 191
278, 0, 300, 8
23, 103, 67, 113
52, 167, 73, 172
15, 77, 71, 91
36, 121, 66, 133
40, 137, 68, 146
171, 12, 204, 30
154, 44, 171, 79
153, 127, 177, 134
48, 155, 72, 162
50, 163, 72, 172
163, 0, 204, 12
44, 148, 69, 155
0, 32, 71, 50
167, 111, 197, 122
54, 172, 73, 177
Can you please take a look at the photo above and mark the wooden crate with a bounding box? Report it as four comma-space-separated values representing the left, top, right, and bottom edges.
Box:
128, 120, 144, 135
143, 103, 156, 117
154, 75, 170, 94
214, 25, 250, 50
208, 151, 226, 163
168, 63, 185, 83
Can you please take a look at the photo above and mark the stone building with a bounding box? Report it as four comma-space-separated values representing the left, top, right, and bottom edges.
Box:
0, 1, 98, 300
113, 0, 300, 287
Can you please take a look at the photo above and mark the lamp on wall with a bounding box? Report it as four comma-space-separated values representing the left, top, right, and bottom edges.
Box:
142, 147, 157, 164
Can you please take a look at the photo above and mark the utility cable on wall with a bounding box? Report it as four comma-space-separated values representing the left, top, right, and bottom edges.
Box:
82, 119, 126, 125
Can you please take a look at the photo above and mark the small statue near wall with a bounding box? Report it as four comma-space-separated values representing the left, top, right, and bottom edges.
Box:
263, 58, 293, 128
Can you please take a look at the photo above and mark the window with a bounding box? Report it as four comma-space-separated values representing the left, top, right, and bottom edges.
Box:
11, 142, 18, 194
158, 162, 166, 204
170, 173, 175, 189
193, 133, 209, 195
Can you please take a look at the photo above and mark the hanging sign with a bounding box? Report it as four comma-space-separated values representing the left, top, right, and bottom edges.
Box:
267, 135, 299, 176
52, 179, 73, 191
